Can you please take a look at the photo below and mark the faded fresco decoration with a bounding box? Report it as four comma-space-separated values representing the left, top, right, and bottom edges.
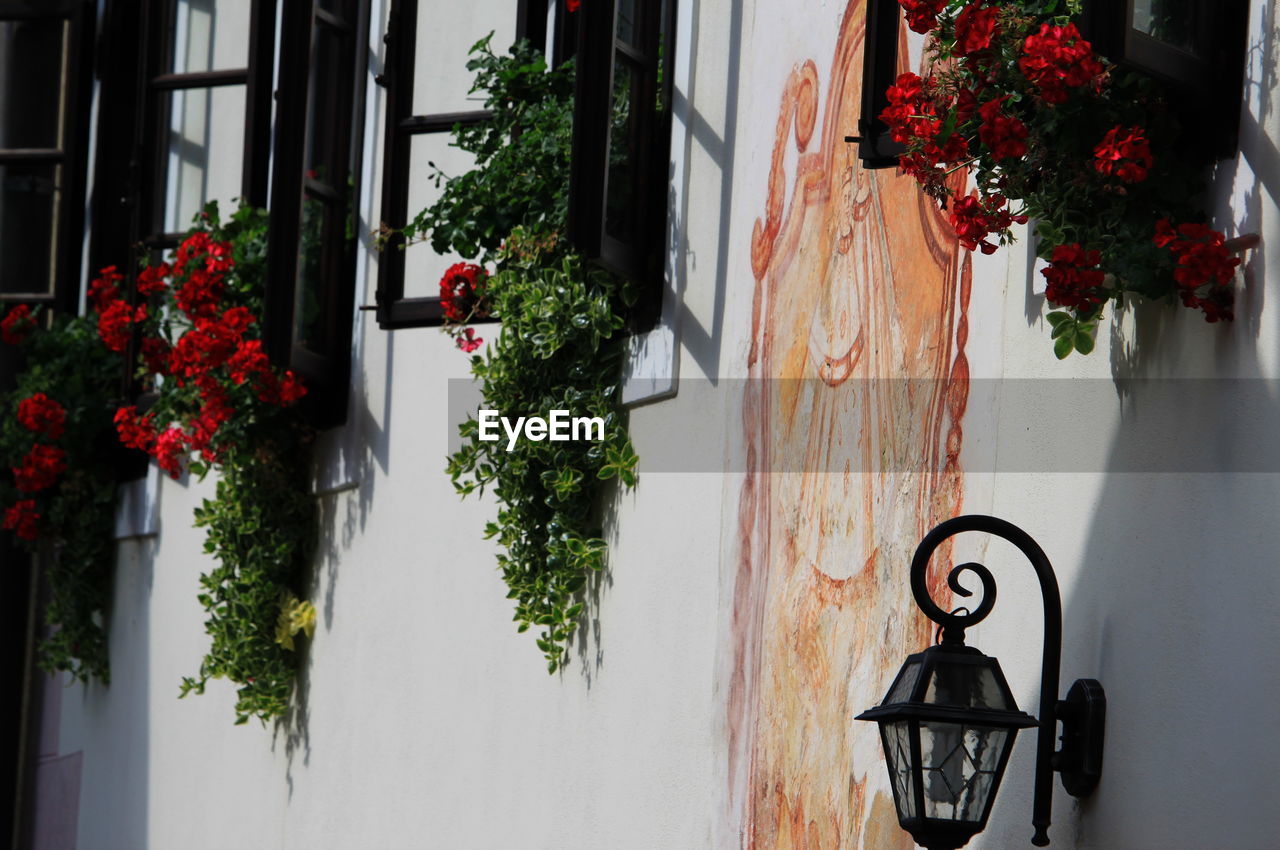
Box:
725, 1, 982, 846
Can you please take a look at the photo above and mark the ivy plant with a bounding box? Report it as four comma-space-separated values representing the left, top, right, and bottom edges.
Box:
402, 36, 639, 672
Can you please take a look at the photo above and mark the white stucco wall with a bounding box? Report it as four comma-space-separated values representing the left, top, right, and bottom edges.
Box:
43, 0, 1280, 848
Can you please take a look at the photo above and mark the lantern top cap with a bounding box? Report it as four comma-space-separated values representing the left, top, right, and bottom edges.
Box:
856, 644, 1038, 730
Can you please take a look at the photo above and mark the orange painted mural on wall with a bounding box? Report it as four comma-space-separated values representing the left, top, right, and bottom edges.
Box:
727, 2, 973, 846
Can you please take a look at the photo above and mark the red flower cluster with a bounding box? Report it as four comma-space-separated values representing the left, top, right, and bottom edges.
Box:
2, 499, 38, 541
1018, 23, 1104, 105
882, 73, 970, 189
96, 228, 307, 479
98, 301, 148, 353
17, 393, 66, 440
88, 266, 124, 311
1, 304, 35, 346
566, 0, 580, 11
899, 0, 948, 34
12, 444, 67, 493
1153, 219, 1240, 322
948, 193, 1026, 254
114, 406, 157, 451
953, 4, 1000, 57
1093, 125, 1153, 184
439, 262, 489, 323
1041, 243, 1107, 310
977, 98, 1028, 160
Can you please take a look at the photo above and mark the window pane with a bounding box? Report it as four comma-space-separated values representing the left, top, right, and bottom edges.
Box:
615, 0, 639, 48
163, 84, 247, 232
410, 2, 518, 115
0, 18, 68, 149
293, 194, 347, 351
1130, 0, 1205, 58
401, 133, 476, 299
604, 58, 640, 242
304, 24, 351, 184
171, 0, 254, 73
0, 163, 59, 295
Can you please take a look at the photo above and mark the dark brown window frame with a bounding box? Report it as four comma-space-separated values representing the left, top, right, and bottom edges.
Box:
372, 0, 558, 330
89, 0, 275, 269
264, 0, 372, 427
1081, 0, 1249, 160
0, 0, 96, 317
568, 0, 676, 330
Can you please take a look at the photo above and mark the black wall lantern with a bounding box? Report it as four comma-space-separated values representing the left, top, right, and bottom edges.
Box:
857, 516, 1106, 849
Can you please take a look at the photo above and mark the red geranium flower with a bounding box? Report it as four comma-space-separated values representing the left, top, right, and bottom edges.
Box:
154, 427, 186, 479
456, 328, 484, 353
1, 304, 35, 346
438, 262, 489, 323
899, 0, 948, 34
1018, 23, 1104, 105
948, 193, 1026, 254
953, 4, 999, 57
977, 98, 1028, 160
88, 266, 126, 311
98, 301, 147, 352
114, 406, 157, 452
12, 444, 67, 493
1093, 125, 1153, 184
17, 393, 66, 440
2, 500, 39, 541
136, 262, 171, 296
1041, 243, 1107, 310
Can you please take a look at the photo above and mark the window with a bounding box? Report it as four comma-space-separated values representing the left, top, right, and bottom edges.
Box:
265, 0, 371, 426
90, 0, 274, 272
0, 0, 95, 317
372, 0, 539, 329
1081, 0, 1249, 159
568, 0, 677, 328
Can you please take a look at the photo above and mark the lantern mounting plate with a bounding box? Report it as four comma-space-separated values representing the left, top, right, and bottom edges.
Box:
1053, 678, 1106, 798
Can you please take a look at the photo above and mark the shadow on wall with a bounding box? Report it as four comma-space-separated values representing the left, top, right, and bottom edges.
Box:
1002, 8, 1280, 844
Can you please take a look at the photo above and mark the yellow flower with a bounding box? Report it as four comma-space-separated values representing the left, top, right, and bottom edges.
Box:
274, 592, 317, 650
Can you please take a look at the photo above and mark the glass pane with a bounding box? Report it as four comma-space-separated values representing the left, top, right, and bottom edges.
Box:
604, 57, 639, 242
294, 194, 343, 351
924, 661, 1010, 710
880, 721, 916, 820
615, 0, 639, 47
401, 133, 477, 299
884, 661, 922, 705
0, 18, 68, 149
0, 163, 60, 295
171, 0, 253, 73
920, 722, 1008, 823
410, 1, 518, 115
163, 85, 247, 232
1131, 0, 1204, 57
304, 25, 349, 184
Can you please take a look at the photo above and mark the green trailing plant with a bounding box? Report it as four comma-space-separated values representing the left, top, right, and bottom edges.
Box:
97, 202, 317, 724
0, 306, 121, 681
399, 36, 639, 672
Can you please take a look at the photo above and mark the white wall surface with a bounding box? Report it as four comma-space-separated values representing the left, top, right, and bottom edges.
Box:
47, 0, 1280, 849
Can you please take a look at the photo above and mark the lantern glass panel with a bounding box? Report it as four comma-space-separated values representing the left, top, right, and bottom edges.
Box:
879, 720, 917, 819
924, 661, 1009, 710
885, 661, 922, 704
920, 721, 1009, 822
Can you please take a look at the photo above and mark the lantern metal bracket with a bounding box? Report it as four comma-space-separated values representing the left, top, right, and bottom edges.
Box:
910, 515, 1106, 846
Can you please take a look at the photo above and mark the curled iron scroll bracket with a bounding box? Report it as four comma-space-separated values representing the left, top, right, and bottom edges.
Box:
908, 515, 1066, 846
